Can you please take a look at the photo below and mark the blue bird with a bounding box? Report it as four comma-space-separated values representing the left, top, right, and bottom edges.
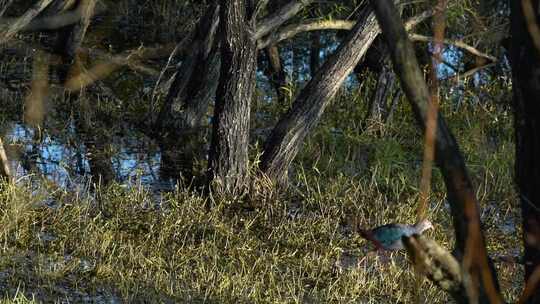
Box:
360, 219, 434, 251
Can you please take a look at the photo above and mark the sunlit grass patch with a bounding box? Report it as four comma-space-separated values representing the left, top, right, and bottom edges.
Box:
0, 88, 523, 303
0, 177, 446, 302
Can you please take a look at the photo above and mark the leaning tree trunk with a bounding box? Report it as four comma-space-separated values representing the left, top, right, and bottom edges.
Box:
509, 1, 540, 303
370, 0, 502, 303
207, 0, 256, 195
156, 4, 220, 182
158, 51, 220, 183
260, 6, 383, 184
352, 35, 399, 128
156, 3, 220, 132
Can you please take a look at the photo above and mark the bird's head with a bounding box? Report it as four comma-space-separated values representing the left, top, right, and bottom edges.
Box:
415, 219, 434, 233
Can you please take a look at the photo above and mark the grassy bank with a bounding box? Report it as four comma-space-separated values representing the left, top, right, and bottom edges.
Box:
0, 104, 522, 303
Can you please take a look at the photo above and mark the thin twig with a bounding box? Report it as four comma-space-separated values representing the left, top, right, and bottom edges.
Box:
442, 62, 496, 82
408, 33, 497, 62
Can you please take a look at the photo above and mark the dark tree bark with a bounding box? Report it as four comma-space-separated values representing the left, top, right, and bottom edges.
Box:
370, 0, 502, 303
153, 4, 220, 183
207, 0, 256, 195
263, 45, 288, 104
156, 4, 220, 132
52, 0, 95, 84
260, 6, 382, 184
157, 50, 220, 183
309, 31, 321, 75
85, 134, 115, 186
353, 36, 388, 76
366, 64, 397, 122
258, 0, 288, 104
509, 1, 540, 303
155, 0, 311, 184
350, 35, 399, 126
384, 89, 400, 123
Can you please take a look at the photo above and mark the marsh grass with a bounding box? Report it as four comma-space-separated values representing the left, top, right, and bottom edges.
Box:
0, 89, 522, 303
0, 175, 439, 303
0, 87, 523, 303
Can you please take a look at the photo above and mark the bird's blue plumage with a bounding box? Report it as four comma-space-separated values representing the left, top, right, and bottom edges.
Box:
360, 219, 433, 251
371, 224, 415, 250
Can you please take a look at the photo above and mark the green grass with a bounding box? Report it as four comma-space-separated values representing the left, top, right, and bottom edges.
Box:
0, 177, 435, 302
0, 165, 521, 303
0, 68, 522, 303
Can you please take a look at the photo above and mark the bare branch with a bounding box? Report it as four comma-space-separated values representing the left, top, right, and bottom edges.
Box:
409, 33, 497, 62
254, 0, 314, 40
403, 9, 435, 31
252, 0, 270, 22
258, 19, 353, 49
442, 62, 496, 82
8, 38, 175, 77
0, 1, 107, 32
65, 44, 175, 91
0, 0, 54, 43
257, 15, 497, 64
258, 9, 434, 49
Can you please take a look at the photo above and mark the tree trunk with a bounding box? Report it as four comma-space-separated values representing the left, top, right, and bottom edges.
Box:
370, 0, 502, 303
153, 4, 220, 183
353, 36, 399, 128
157, 51, 220, 184
207, 0, 256, 195
509, 1, 540, 303
367, 64, 396, 122
309, 31, 321, 75
260, 6, 382, 184
263, 45, 288, 104
384, 89, 400, 123
156, 4, 220, 132
53, 0, 95, 84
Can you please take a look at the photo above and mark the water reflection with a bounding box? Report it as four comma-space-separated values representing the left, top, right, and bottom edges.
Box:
4, 121, 169, 191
